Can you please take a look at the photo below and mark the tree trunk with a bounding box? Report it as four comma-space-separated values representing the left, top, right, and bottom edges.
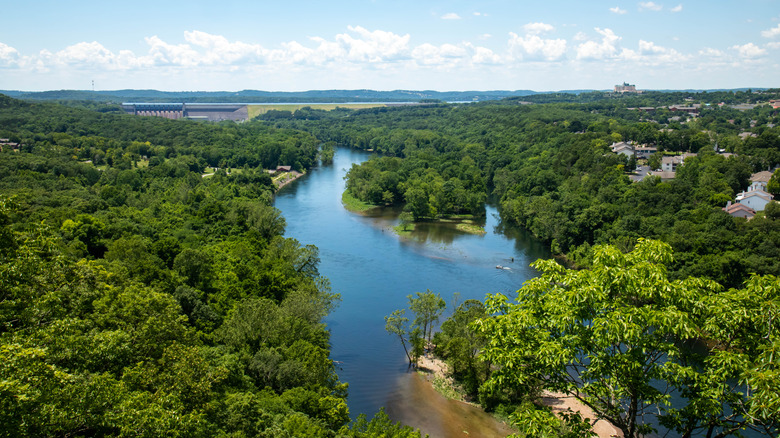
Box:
398, 334, 412, 364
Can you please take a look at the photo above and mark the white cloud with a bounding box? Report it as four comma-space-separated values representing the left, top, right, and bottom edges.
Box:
411, 43, 466, 66
335, 26, 411, 63
638, 40, 665, 54
576, 28, 621, 60
52, 41, 130, 70
632, 40, 686, 63
639, 2, 663, 11
471, 46, 501, 64
699, 47, 725, 57
441, 13, 461, 20
184, 30, 266, 64
473, 12, 487, 17
524, 22, 555, 35
762, 24, 780, 38
509, 31, 567, 61
609, 6, 628, 14
731, 42, 767, 58
5, 23, 776, 92
0, 42, 21, 66
671, 4, 683, 12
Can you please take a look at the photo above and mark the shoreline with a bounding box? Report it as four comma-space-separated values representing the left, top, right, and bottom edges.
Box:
417, 353, 622, 438
274, 170, 304, 189
341, 190, 487, 236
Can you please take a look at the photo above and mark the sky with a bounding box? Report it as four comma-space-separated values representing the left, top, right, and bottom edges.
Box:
1, 0, 779, 92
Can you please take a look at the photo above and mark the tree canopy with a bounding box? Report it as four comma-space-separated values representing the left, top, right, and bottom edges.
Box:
473, 239, 779, 438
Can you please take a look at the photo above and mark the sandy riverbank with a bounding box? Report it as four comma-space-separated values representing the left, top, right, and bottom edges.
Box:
417, 354, 622, 438
274, 170, 303, 189
540, 391, 623, 438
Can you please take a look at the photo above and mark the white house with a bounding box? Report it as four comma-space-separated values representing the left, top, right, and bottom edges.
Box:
610, 142, 634, 157
661, 153, 697, 173
736, 189, 774, 212
749, 170, 773, 192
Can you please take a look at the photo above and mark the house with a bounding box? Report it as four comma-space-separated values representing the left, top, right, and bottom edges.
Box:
661, 153, 696, 173
669, 104, 700, 115
770, 99, 780, 109
723, 201, 756, 219
610, 142, 634, 157
749, 170, 773, 192
267, 165, 292, 175
0, 138, 20, 150
736, 189, 774, 212
634, 146, 657, 159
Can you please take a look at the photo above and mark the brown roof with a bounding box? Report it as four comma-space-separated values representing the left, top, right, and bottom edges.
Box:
723, 203, 756, 215
750, 170, 773, 183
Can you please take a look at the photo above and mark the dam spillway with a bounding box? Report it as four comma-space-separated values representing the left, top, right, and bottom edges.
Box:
121, 103, 249, 121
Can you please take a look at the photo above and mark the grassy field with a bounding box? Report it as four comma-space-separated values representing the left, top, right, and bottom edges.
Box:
248, 103, 388, 119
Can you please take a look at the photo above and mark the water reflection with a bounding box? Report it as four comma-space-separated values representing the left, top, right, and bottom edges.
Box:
274, 148, 549, 436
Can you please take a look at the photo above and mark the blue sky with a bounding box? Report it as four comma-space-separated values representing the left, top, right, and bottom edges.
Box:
1, 0, 779, 91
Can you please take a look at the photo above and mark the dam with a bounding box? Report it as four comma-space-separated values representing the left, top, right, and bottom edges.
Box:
121, 103, 249, 121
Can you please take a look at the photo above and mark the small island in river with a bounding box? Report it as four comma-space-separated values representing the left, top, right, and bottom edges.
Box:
341, 189, 487, 238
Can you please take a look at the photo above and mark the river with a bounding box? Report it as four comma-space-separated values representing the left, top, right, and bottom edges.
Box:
274, 148, 549, 437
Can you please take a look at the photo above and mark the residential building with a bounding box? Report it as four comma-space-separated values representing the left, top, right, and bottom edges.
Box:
736, 189, 774, 212
635, 146, 657, 159
723, 201, 756, 219
661, 153, 696, 173
749, 170, 774, 192
610, 142, 634, 157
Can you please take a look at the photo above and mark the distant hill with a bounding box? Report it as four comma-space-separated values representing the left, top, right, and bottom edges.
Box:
2, 87, 772, 105
0, 89, 544, 103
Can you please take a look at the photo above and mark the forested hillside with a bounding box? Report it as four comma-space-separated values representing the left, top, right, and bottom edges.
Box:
0, 94, 419, 437
267, 91, 780, 289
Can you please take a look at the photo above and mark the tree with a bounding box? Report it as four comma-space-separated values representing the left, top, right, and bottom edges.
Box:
648, 151, 663, 170
385, 309, 414, 365
398, 211, 414, 231
767, 168, 780, 196
407, 290, 446, 346
474, 239, 778, 438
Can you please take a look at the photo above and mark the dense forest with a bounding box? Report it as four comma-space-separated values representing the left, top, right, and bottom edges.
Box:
2, 89, 779, 437
264, 90, 780, 437
0, 94, 420, 437
266, 90, 780, 290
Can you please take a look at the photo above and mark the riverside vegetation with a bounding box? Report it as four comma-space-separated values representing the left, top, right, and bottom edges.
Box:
261, 91, 780, 437
2, 90, 779, 437
0, 94, 420, 437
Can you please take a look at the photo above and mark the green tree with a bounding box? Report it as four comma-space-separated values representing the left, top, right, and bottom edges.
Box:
767, 168, 780, 196
385, 309, 414, 365
398, 211, 414, 231
408, 290, 446, 346
474, 239, 778, 438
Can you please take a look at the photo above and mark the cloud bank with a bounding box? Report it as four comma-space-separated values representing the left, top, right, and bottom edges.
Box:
0, 23, 774, 90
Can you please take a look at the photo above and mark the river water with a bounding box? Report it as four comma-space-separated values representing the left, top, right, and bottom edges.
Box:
274, 148, 549, 436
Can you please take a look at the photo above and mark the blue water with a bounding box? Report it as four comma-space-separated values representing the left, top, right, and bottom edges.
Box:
274, 148, 549, 420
